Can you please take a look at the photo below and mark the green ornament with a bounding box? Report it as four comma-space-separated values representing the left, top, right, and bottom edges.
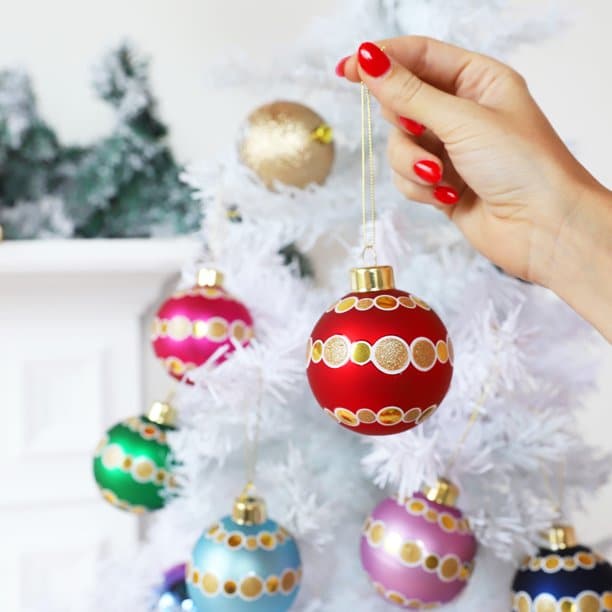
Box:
93, 401, 177, 513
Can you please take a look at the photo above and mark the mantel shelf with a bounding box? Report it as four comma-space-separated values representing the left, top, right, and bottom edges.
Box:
0, 238, 201, 275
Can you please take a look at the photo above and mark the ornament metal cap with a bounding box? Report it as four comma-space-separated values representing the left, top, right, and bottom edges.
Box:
146, 401, 177, 427
196, 267, 224, 288
232, 483, 267, 526
544, 524, 577, 551
350, 265, 395, 293
423, 477, 460, 507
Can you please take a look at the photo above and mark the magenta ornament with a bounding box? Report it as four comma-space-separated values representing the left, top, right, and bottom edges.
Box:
152, 268, 254, 381
360, 479, 477, 608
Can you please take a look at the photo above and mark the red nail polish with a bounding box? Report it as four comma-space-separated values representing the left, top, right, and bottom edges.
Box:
434, 185, 459, 205
399, 116, 426, 136
414, 160, 442, 184
335, 55, 350, 77
358, 42, 391, 77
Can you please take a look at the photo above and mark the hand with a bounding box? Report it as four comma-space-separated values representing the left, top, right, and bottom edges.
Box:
338, 38, 612, 340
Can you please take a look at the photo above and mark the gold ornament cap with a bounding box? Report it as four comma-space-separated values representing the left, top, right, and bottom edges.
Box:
350, 265, 395, 293
544, 524, 577, 551
196, 267, 224, 288
146, 400, 177, 427
232, 483, 267, 526
423, 477, 460, 507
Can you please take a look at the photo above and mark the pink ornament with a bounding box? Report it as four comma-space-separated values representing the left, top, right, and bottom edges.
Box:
152, 268, 254, 381
360, 480, 477, 608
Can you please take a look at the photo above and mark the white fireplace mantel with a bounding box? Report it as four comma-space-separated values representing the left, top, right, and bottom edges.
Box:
0, 238, 199, 611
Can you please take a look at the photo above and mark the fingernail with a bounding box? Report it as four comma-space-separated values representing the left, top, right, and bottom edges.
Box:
399, 116, 425, 136
414, 160, 442, 184
434, 185, 459, 205
358, 42, 391, 77
335, 55, 350, 77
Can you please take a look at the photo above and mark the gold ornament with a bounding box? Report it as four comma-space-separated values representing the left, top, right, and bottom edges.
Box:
239, 101, 335, 189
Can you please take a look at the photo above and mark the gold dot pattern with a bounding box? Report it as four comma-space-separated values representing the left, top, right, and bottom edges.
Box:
97, 488, 147, 515
522, 551, 601, 574
324, 404, 440, 429
98, 442, 173, 488
403, 496, 472, 535
371, 581, 442, 609
512, 591, 612, 612
152, 315, 253, 344
363, 516, 473, 583
329, 293, 432, 314
307, 335, 451, 375
188, 565, 301, 601
204, 523, 289, 552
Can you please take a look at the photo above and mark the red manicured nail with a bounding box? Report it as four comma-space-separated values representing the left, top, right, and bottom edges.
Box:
434, 185, 459, 205
399, 116, 426, 136
358, 42, 391, 77
335, 55, 350, 77
414, 160, 442, 184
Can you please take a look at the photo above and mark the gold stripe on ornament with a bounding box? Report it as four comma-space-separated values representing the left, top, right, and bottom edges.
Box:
98, 488, 148, 515
152, 316, 253, 344
520, 551, 600, 574
329, 293, 431, 314
324, 404, 440, 429
512, 590, 612, 612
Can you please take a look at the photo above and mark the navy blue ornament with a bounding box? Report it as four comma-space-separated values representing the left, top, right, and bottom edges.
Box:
154, 563, 194, 611
512, 525, 612, 611
187, 486, 302, 612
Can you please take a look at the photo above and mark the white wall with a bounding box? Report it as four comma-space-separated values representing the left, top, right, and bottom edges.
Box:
1, 0, 610, 541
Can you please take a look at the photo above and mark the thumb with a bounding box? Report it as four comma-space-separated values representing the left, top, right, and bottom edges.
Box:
354, 42, 475, 141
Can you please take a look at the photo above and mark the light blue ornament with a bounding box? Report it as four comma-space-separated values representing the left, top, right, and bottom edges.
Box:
187, 486, 302, 612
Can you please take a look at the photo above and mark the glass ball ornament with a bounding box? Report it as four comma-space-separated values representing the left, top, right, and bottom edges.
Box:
187, 485, 302, 612
306, 265, 453, 435
239, 100, 335, 189
512, 525, 612, 611
152, 268, 254, 381
154, 563, 194, 611
360, 479, 477, 608
93, 401, 177, 513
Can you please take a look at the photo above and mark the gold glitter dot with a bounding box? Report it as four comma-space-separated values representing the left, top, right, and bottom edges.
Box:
207, 523, 220, 536
544, 556, 560, 571
240, 576, 263, 599
224, 580, 237, 595
517, 593, 531, 612
370, 522, 385, 545
356, 408, 377, 423
373, 336, 410, 373
306, 338, 312, 362
602, 592, 612, 609
577, 552, 595, 568
202, 573, 219, 594
373, 582, 386, 596
122, 457, 133, 470
168, 316, 192, 341
246, 536, 258, 550
398, 295, 416, 309
228, 534, 243, 548
578, 594, 599, 612
417, 405, 438, 424
216, 532, 226, 543
208, 318, 228, 340
193, 320, 208, 339
155, 470, 165, 483
335, 408, 359, 427
440, 556, 460, 581
102, 489, 118, 505
403, 408, 422, 423
425, 509, 438, 523
351, 341, 371, 364
335, 296, 357, 313
425, 555, 439, 571
400, 542, 422, 565
388, 592, 405, 604
436, 340, 449, 363
408, 500, 426, 514
411, 337, 437, 371
375, 295, 397, 310
412, 295, 431, 310
534, 595, 557, 612
560, 601, 577, 612
323, 335, 349, 367
168, 357, 185, 375
448, 336, 455, 364
266, 576, 279, 593
102, 444, 124, 469
311, 340, 323, 363
564, 556, 577, 570
378, 406, 403, 426
133, 459, 154, 481
529, 557, 541, 571
281, 570, 296, 592
356, 298, 374, 311
232, 322, 246, 342
259, 533, 275, 549
440, 514, 456, 532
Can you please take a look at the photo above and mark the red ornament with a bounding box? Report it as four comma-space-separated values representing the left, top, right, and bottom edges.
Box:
152, 268, 254, 381
306, 266, 453, 435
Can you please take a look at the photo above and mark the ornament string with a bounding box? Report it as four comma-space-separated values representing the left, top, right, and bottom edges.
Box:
360, 82, 377, 264
539, 456, 567, 517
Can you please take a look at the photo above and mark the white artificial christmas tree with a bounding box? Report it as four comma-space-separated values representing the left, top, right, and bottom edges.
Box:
43, 1, 609, 611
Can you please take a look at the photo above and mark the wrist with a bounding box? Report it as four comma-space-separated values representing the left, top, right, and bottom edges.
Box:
546, 179, 612, 340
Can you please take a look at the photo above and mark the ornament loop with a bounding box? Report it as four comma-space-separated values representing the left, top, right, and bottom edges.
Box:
232, 483, 267, 525
196, 267, 224, 288
146, 400, 177, 427
544, 524, 577, 551
423, 477, 460, 507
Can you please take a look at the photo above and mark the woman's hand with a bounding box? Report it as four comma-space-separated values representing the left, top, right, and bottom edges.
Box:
338, 37, 612, 340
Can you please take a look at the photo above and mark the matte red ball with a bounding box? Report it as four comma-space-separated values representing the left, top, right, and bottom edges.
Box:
306, 268, 453, 435
151, 270, 254, 381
